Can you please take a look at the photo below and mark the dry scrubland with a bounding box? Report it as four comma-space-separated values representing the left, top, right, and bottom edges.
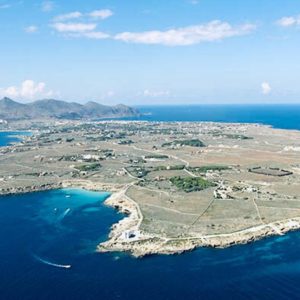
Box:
1, 120, 300, 256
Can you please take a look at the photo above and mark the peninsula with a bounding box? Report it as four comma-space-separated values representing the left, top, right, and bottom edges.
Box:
1, 120, 300, 257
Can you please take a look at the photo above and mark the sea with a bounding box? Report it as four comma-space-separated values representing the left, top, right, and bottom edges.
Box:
1, 105, 300, 300
130, 104, 300, 130
0, 131, 32, 147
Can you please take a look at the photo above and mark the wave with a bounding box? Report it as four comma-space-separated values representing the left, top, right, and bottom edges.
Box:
33, 254, 71, 269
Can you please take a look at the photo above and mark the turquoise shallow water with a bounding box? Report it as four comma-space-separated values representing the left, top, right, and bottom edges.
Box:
1, 189, 300, 300
0, 131, 31, 147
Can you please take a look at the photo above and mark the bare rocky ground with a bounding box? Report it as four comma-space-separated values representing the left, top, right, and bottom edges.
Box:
1, 120, 300, 256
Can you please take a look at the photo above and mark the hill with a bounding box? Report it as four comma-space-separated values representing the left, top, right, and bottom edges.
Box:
0, 98, 139, 120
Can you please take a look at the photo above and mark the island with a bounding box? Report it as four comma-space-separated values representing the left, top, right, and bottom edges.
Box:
1, 119, 300, 257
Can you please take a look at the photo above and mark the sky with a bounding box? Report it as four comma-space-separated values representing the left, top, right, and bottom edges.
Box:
0, 0, 300, 105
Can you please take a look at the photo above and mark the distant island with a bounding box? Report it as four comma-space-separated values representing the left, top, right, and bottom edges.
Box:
0, 97, 139, 121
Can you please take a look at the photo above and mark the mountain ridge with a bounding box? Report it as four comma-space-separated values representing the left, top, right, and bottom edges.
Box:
0, 97, 139, 120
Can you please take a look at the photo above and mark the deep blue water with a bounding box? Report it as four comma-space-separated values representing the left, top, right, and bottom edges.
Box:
0, 131, 31, 147
130, 105, 300, 130
1, 189, 300, 299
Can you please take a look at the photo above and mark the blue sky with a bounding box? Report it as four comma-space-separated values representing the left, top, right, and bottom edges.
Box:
0, 0, 300, 105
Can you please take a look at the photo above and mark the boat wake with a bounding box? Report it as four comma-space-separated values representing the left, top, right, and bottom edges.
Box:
59, 208, 71, 221
33, 254, 71, 269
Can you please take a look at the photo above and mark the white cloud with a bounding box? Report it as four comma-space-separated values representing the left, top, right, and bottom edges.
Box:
51, 22, 97, 33
0, 80, 54, 100
54, 11, 83, 22
101, 90, 116, 99
277, 15, 300, 27
115, 21, 256, 46
53, 9, 113, 22
42, 1, 54, 12
261, 82, 271, 95
24, 25, 38, 33
106, 90, 115, 97
143, 89, 170, 97
50, 18, 255, 46
65, 31, 110, 40
50, 22, 109, 39
51, 9, 113, 38
81, 31, 110, 39
89, 9, 113, 19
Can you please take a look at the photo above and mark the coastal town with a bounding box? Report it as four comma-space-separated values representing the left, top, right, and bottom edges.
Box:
1, 120, 300, 257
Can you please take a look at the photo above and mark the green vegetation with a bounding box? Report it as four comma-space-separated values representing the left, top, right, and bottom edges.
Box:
60, 155, 78, 162
75, 163, 101, 172
212, 133, 253, 140
118, 140, 133, 145
125, 166, 149, 178
188, 165, 231, 173
249, 167, 293, 177
128, 157, 146, 164
170, 176, 216, 192
65, 138, 74, 142
162, 139, 205, 148
154, 165, 185, 171
225, 134, 252, 140
144, 154, 169, 159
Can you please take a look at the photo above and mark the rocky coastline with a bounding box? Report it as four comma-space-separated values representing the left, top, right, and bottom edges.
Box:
0, 182, 63, 196
1, 180, 300, 257
97, 185, 300, 257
